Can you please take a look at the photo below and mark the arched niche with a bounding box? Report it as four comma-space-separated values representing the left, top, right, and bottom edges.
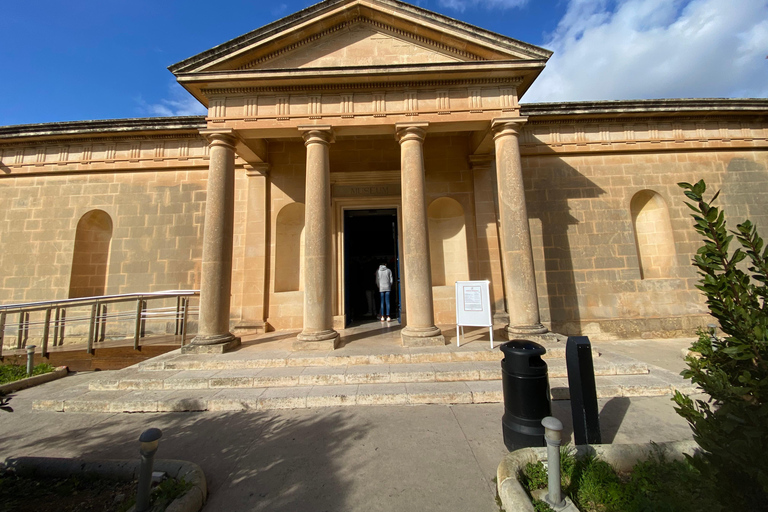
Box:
69, 209, 113, 298
274, 202, 305, 292
631, 190, 676, 279
428, 197, 469, 286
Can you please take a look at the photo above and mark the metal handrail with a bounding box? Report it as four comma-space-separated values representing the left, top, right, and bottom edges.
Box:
0, 291, 200, 358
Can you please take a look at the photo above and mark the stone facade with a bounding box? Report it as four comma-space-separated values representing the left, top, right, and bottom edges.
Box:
1, 0, 767, 344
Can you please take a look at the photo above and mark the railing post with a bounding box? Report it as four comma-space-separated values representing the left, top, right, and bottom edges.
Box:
0, 310, 5, 358
59, 309, 66, 346
175, 296, 182, 336
41, 307, 52, 358
17, 312, 25, 349
181, 297, 189, 346
134, 298, 143, 350
87, 303, 97, 355
98, 304, 107, 342
140, 300, 147, 338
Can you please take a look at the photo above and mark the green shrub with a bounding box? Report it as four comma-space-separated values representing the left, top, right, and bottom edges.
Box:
0, 363, 55, 385
674, 180, 768, 508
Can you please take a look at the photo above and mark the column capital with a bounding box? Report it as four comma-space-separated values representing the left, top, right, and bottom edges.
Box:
299, 125, 334, 146
244, 163, 270, 177
491, 117, 528, 140
395, 122, 429, 144
200, 129, 238, 149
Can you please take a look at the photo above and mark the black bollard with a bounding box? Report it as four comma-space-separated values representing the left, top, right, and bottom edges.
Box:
566, 336, 601, 445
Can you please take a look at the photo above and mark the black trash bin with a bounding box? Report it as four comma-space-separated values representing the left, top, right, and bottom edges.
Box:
500, 339, 551, 451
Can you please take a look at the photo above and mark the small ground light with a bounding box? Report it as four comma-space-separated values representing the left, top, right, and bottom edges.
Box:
137, 427, 163, 512
25, 345, 36, 377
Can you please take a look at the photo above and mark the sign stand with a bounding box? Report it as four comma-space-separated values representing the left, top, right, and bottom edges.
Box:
454, 280, 494, 348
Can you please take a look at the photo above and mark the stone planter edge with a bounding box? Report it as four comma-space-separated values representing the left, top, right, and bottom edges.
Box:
1, 456, 207, 512
496, 440, 700, 512
0, 366, 68, 394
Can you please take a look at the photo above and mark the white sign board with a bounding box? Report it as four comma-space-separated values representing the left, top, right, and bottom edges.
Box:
455, 281, 494, 348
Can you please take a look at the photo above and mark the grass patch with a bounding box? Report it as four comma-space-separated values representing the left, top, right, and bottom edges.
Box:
519, 445, 722, 512
0, 363, 56, 385
0, 471, 193, 512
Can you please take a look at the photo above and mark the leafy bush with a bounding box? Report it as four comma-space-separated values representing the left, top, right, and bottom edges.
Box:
674, 180, 768, 508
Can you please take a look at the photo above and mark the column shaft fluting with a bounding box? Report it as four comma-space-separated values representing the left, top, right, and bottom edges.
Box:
397, 124, 445, 346
296, 129, 339, 349
493, 119, 547, 336
191, 132, 238, 346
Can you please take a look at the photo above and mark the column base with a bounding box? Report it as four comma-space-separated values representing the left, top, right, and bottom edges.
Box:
401, 326, 446, 347
182, 334, 241, 354
505, 323, 548, 338
293, 329, 340, 351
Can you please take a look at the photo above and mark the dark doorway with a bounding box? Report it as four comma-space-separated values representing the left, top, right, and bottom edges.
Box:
343, 209, 400, 326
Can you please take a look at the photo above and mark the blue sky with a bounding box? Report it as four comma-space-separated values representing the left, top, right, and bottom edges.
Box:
2, 0, 766, 126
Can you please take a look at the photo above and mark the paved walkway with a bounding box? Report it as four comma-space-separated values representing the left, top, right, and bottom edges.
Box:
0, 331, 699, 512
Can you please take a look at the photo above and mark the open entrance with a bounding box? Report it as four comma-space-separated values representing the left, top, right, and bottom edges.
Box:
343, 209, 400, 326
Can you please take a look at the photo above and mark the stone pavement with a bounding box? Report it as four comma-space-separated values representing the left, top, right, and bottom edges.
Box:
0, 327, 699, 511
29, 321, 696, 413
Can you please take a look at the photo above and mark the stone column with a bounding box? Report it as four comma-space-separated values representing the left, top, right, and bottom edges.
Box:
493, 118, 547, 337
294, 127, 340, 350
396, 123, 445, 347
186, 131, 241, 353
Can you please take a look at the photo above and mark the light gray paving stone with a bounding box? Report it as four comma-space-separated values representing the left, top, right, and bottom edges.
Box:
157, 390, 220, 412
258, 386, 312, 409
307, 385, 359, 407
433, 362, 481, 382
356, 383, 409, 405
209, 376, 254, 388
299, 367, 347, 385
406, 382, 472, 404
389, 364, 435, 383
164, 370, 220, 390
465, 380, 502, 403
252, 367, 302, 387
209, 388, 267, 411
344, 365, 390, 384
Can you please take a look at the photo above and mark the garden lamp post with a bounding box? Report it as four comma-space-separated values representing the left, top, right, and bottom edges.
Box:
136, 427, 162, 512
25, 345, 35, 377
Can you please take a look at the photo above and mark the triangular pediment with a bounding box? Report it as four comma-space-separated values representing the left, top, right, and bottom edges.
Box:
249, 20, 464, 70
170, 0, 552, 75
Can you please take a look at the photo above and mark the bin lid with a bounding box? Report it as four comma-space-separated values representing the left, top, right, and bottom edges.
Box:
499, 339, 547, 375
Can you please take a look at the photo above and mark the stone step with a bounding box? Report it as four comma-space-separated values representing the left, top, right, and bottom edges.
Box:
91, 356, 647, 392
33, 370, 695, 414
137, 344, 601, 372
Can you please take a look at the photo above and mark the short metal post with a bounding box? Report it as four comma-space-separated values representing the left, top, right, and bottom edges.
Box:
58, 308, 67, 346
542, 416, 564, 509
41, 308, 52, 358
26, 345, 36, 377
708, 323, 718, 350
134, 299, 143, 350
136, 428, 163, 512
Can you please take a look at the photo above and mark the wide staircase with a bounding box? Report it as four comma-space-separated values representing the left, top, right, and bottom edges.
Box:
32, 325, 695, 413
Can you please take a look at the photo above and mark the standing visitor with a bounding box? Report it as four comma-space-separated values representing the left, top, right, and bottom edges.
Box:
376, 263, 393, 322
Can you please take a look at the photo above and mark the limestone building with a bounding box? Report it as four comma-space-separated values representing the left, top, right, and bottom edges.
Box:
1, 0, 767, 350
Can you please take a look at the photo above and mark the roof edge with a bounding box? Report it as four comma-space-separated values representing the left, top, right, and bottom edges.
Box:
521, 98, 768, 118
0, 116, 206, 141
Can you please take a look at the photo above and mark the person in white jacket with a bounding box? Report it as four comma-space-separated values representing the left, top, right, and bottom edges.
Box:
375, 263, 394, 322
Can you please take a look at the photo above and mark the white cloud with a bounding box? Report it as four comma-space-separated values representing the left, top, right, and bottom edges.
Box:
136, 83, 207, 117
438, 0, 528, 12
524, 0, 768, 102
